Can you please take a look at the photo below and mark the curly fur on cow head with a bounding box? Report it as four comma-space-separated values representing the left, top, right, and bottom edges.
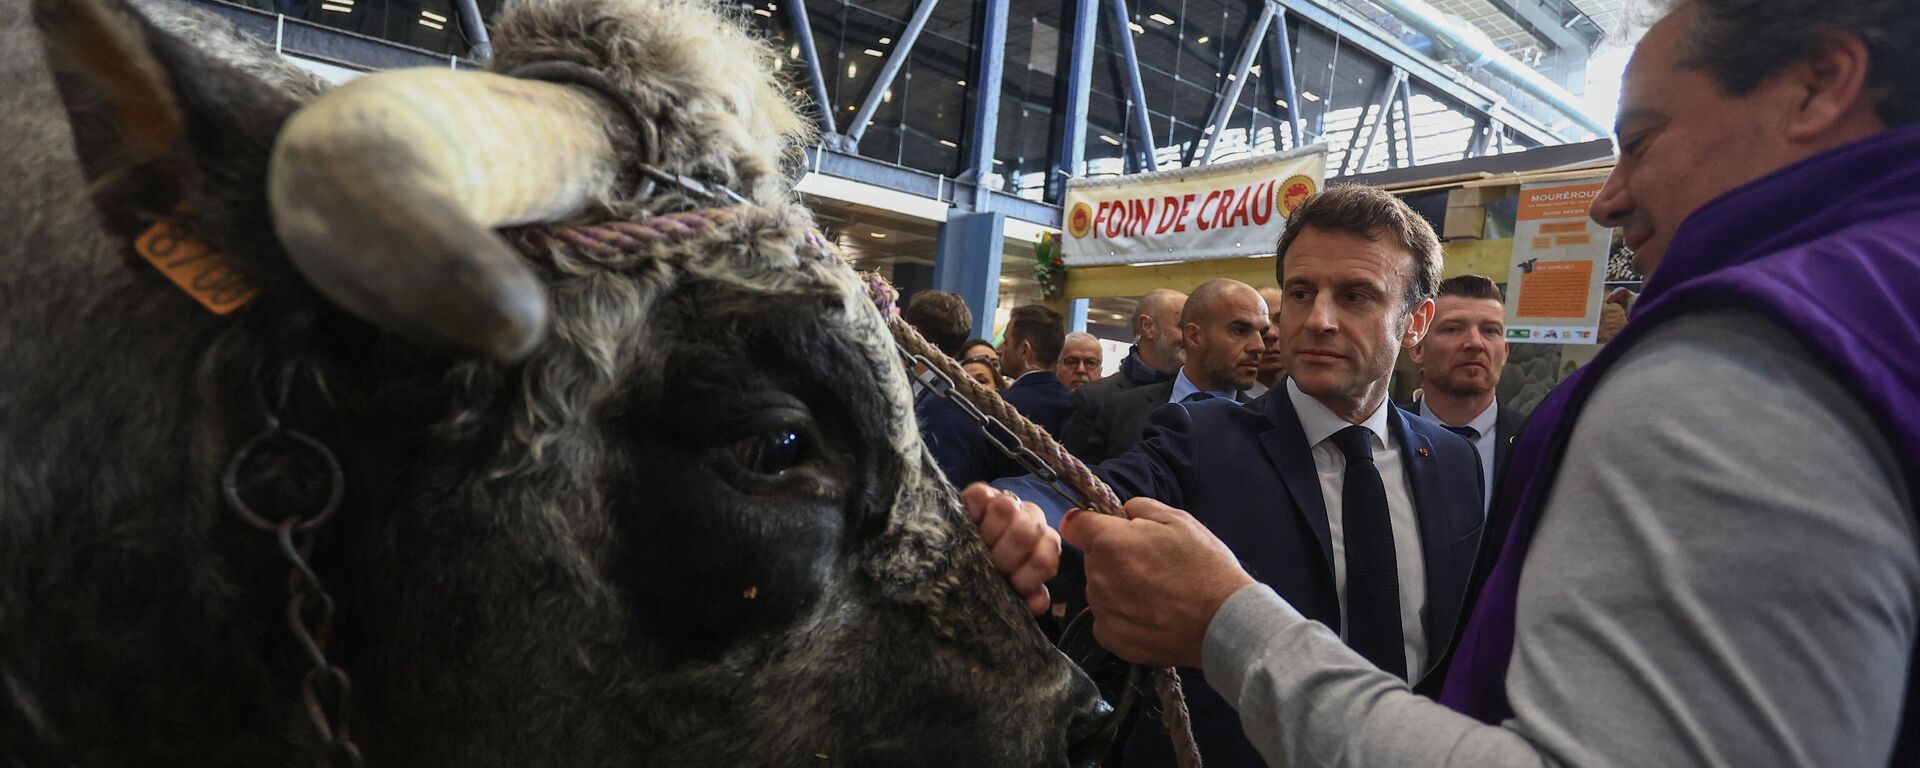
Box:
2, 0, 1117, 765
488, 0, 814, 212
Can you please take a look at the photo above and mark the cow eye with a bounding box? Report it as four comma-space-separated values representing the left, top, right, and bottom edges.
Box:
730, 428, 807, 476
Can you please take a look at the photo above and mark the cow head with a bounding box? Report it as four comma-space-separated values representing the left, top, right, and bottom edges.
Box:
3, 0, 1114, 764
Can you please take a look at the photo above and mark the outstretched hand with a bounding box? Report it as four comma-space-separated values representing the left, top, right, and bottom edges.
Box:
960, 483, 1061, 616
1059, 497, 1255, 670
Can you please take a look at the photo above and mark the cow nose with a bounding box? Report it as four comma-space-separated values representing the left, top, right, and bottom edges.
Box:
1062, 669, 1118, 767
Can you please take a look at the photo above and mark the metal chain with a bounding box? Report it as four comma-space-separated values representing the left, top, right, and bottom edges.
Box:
897, 345, 1096, 510
221, 367, 364, 768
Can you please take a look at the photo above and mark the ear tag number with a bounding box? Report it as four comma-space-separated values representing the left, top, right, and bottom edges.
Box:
134, 216, 257, 315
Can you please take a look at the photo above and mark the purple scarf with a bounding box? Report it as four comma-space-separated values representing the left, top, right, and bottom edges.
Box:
1441, 124, 1920, 738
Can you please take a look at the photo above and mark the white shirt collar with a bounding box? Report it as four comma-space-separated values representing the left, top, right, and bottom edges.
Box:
1428, 395, 1497, 437
1287, 377, 1392, 448
1169, 367, 1238, 404
1418, 398, 1498, 438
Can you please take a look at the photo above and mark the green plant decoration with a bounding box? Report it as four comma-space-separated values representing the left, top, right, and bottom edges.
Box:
1033, 232, 1067, 300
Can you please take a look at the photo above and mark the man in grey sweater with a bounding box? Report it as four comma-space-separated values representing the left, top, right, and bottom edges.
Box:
975, 2, 1920, 765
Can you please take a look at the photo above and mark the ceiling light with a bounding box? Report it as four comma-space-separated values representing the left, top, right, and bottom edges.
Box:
957, 79, 967, 86
1226, 73, 1236, 81
879, 36, 892, 44
864, 48, 884, 57
1195, 35, 1209, 43
753, 7, 771, 15
882, 89, 892, 103
1301, 90, 1321, 101
1149, 13, 1175, 25
1099, 134, 1122, 146
939, 139, 958, 148
320, 3, 351, 12
1128, 22, 1145, 34
870, 232, 887, 238
848, 63, 858, 78
417, 17, 443, 28
1275, 99, 1287, 108
419, 9, 445, 21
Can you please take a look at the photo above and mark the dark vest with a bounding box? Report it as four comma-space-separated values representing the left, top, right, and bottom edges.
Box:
1441, 125, 1920, 763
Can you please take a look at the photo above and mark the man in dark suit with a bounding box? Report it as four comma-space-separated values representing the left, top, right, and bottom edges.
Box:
1001, 185, 1483, 768
1062, 288, 1184, 459
996, 304, 1072, 437
903, 291, 995, 486
1405, 275, 1528, 506
1063, 280, 1263, 464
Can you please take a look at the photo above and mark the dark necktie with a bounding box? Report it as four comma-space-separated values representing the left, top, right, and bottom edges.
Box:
1181, 391, 1215, 404
1443, 424, 1478, 441
1329, 425, 1407, 679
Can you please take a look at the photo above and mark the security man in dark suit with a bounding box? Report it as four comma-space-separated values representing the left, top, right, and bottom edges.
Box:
1062, 289, 1184, 461
1404, 275, 1529, 506
904, 291, 995, 486
1001, 185, 1484, 768
1069, 280, 1265, 467
996, 304, 1072, 437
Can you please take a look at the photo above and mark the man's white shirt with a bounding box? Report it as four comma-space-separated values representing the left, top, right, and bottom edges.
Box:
1287, 379, 1429, 679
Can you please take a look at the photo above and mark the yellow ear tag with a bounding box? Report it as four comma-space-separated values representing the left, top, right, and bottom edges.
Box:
133, 216, 256, 315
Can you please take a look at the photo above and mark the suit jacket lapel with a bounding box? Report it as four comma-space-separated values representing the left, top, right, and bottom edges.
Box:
1391, 405, 1475, 668
1257, 395, 1334, 572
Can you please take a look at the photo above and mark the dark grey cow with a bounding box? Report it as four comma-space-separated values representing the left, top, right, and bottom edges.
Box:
0, 0, 1112, 764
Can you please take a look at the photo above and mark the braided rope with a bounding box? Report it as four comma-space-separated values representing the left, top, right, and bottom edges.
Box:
515, 206, 1202, 768
889, 320, 1203, 768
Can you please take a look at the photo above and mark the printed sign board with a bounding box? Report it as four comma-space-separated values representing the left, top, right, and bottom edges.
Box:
1504, 178, 1611, 344
1061, 145, 1327, 266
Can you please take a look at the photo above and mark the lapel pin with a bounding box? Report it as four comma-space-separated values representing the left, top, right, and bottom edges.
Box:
1416, 447, 1431, 457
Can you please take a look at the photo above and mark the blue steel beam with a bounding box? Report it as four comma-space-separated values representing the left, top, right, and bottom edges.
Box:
964, 0, 1009, 209
1396, 75, 1414, 167
1269, 6, 1305, 147
1198, 0, 1274, 164
1054, 0, 1100, 197
1107, 0, 1159, 172
1344, 68, 1406, 176
842, 0, 940, 150
784, 0, 839, 138
1466, 115, 1491, 157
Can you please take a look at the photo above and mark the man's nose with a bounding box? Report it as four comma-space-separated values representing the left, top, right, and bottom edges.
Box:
1590, 167, 1632, 228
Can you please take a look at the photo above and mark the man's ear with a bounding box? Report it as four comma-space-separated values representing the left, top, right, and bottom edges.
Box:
1784, 30, 1882, 142
31, 0, 319, 261
1401, 298, 1435, 348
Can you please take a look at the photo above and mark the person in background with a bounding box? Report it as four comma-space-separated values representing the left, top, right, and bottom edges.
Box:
996, 304, 1072, 437
1040, 1, 1920, 765
962, 338, 1003, 388
1405, 275, 1526, 509
1248, 285, 1288, 398
1056, 332, 1105, 393
1062, 289, 1185, 459
1063, 279, 1265, 465
961, 355, 1001, 390
903, 291, 993, 487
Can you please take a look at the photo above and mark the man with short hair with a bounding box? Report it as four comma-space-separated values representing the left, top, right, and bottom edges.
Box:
1056, 332, 1105, 392
1406, 275, 1525, 506
1036, 2, 1920, 765
996, 305, 1072, 438
1000, 186, 1483, 768
903, 291, 993, 486
1247, 286, 1287, 399
1063, 280, 1265, 465
1063, 289, 1184, 460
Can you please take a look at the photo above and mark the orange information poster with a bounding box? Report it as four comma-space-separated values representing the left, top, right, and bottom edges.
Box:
1505, 178, 1610, 343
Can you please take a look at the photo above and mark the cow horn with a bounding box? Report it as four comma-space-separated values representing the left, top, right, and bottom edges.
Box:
268, 69, 625, 363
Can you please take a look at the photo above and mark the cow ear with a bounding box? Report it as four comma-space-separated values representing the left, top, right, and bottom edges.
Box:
31, 0, 315, 252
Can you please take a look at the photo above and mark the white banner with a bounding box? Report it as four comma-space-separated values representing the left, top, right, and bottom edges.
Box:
1504, 178, 1611, 344
1061, 145, 1327, 266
